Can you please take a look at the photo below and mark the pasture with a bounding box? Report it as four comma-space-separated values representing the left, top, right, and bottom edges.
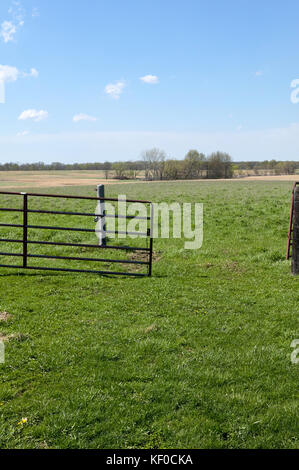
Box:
0, 179, 298, 449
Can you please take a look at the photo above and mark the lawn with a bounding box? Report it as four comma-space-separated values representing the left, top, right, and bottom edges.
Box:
0, 180, 298, 449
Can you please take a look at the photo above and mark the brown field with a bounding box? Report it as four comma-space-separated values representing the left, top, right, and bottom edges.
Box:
0, 170, 115, 189
0, 170, 298, 190
234, 174, 299, 181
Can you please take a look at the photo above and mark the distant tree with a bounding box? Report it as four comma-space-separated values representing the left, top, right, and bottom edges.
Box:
253, 165, 260, 175
284, 161, 296, 174
275, 161, 296, 175
232, 164, 239, 176
245, 161, 256, 170
269, 159, 278, 169
183, 150, 205, 179
112, 162, 127, 179
163, 159, 181, 180
1, 156, 297, 178
141, 148, 166, 180
207, 152, 233, 179
51, 162, 65, 170
103, 161, 112, 170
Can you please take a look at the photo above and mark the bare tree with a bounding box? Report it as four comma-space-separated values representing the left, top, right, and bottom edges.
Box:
141, 148, 166, 180
112, 162, 127, 179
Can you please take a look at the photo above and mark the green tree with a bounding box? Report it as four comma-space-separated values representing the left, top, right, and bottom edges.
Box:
183, 150, 205, 179
207, 152, 233, 179
163, 159, 181, 180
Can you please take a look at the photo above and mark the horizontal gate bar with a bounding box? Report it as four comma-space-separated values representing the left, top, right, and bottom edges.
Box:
0, 223, 148, 237
0, 208, 150, 220
0, 190, 152, 204
0, 223, 23, 228
0, 251, 148, 265
0, 238, 150, 251
0, 208, 23, 213
0, 264, 147, 277
30, 210, 150, 220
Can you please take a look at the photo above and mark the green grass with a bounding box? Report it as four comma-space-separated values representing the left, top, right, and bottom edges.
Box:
0, 180, 298, 449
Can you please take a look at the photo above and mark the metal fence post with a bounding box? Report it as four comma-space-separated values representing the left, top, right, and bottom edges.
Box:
22, 193, 28, 268
148, 203, 154, 276
97, 184, 106, 246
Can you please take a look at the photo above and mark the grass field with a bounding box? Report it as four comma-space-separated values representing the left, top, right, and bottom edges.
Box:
0, 179, 298, 449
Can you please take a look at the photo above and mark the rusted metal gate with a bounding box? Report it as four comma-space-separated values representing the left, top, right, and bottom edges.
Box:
286, 182, 299, 261
287, 182, 299, 274
0, 190, 153, 277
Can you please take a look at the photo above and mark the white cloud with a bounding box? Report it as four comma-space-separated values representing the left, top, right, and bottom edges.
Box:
290, 78, 299, 104
9, 1, 25, 25
105, 81, 125, 99
1, 21, 17, 43
0, 65, 38, 86
17, 130, 29, 136
0, 65, 19, 82
23, 68, 39, 78
32, 8, 39, 18
255, 70, 264, 77
1, 1, 25, 43
18, 109, 48, 122
140, 75, 159, 84
73, 113, 97, 122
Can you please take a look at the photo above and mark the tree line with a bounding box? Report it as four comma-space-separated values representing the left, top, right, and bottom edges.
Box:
139, 149, 234, 180
234, 160, 298, 175
0, 161, 114, 171
0, 149, 298, 180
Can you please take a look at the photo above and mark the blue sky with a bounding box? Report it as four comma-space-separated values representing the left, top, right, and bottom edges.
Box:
0, 0, 299, 163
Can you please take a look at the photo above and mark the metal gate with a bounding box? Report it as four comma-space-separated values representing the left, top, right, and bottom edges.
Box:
0, 190, 153, 277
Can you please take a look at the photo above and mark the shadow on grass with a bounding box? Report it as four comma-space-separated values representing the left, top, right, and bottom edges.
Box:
0, 270, 157, 279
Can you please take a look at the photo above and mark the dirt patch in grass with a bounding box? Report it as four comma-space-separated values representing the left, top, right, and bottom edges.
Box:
0, 312, 12, 322
0, 333, 14, 342
144, 324, 159, 334
36, 441, 49, 449
223, 260, 246, 274
204, 262, 214, 269
129, 250, 162, 273
130, 250, 162, 264
0, 333, 28, 342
